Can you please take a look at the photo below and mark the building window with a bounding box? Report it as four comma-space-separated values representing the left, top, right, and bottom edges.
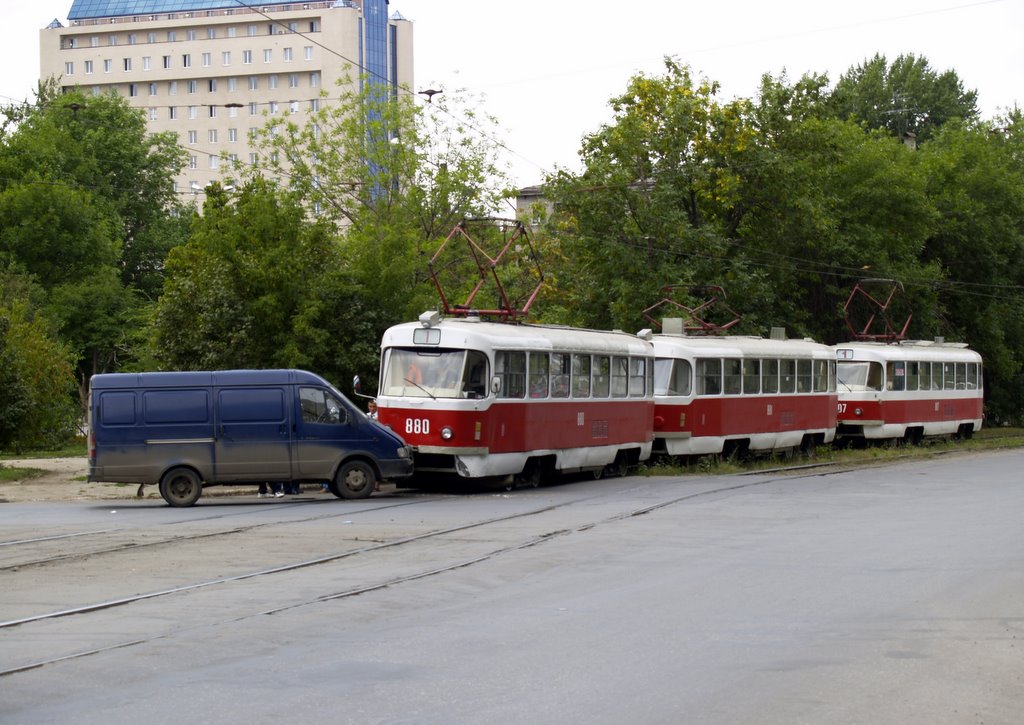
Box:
243, 50, 252, 64
228, 128, 238, 142
187, 130, 198, 144
182, 54, 191, 68
128, 83, 138, 97
108, 35, 118, 46
283, 47, 293, 62
249, 102, 258, 116
247, 25, 258, 36
289, 100, 299, 113
309, 98, 319, 111
168, 80, 178, 95
227, 26, 237, 38
289, 73, 298, 88
268, 75, 278, 89
91, 36, 100, 47
304, 46, 313, 60
207, 27, 216, 39
209, 105, 218, 118
188, 105, 198, 119
142, 56, 151, 70
227, 77, 237, 91
187, 29, 197, 41
167, 30, 176, 41
263, 49, 272, 63
222, 51, 231, 65
123, 58, 132, 71
148, 82, 157, 96
187, 80, 197, 94
169, 106, 178, 120
189, 156, 197, 170
163, 55, 171, 69
309, 72, 320, 88
209, 155, 219, 170
248, 76, 258, 90
103, 59, 112, 73
208, 79, 217, 92
208, 129, 218, 143
309, 20, 320, 32
148, 107, 158, 121
202, 52, 212, 67
65, 62, 74, 75
269, 101, 279, 114
249, 152, 258, 164
147, 32, 156, 43
128, 33, 137, 45
84, 60, 93, 74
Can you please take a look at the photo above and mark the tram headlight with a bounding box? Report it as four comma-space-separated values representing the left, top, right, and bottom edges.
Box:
854, 407, 863, 417
440, 426, 454, 440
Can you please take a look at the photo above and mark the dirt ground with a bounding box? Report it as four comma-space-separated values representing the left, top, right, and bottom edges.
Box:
0, 458, 263, 504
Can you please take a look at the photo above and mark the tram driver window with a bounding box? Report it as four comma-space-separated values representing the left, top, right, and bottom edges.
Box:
463, 350, 488, 398
655, 358, 692, 396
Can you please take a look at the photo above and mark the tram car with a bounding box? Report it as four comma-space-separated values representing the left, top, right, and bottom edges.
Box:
375, 312, 656, 486
834, 340, 984, 443
651, 323, 838, 457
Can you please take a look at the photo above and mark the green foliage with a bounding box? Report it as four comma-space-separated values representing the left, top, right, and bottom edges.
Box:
0, 286, 78, 451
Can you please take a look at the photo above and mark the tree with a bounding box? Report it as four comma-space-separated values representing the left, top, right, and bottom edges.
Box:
151, 180, 384, 386
829, 53, 979, 142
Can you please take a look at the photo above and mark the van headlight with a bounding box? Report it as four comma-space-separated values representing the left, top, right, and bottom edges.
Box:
397, 446, 411, 458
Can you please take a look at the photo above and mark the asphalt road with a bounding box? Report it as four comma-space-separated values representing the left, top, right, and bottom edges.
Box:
2, 450, 1023, 724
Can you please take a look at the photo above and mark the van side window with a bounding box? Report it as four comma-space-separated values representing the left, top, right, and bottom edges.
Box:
100, 391, 137, 425
300, 387, 346, 425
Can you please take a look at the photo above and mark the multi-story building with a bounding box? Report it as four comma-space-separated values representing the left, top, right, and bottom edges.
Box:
40, 0, 413, 196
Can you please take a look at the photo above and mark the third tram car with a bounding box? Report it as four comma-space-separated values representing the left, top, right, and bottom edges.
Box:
376, 312, 655, 486
652, 324, 838, 458
835, 340, 984, 443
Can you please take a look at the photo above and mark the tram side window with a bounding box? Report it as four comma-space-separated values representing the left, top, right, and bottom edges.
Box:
906, 361, 919, 391
796, 359, 812, 393
931, 362, 943, 390
572, 354, 592, 398
762, 358, 779, 394
743, 359, 760, 394
593, 356, 611, 397
496, 351, 526, 399
550, 353, 571, 398
629, 357, 647, 396
813, 359, 829, 393
722, 358, 741, 394
529, 352, 549, 398
919, 361, 931, 390
780, 359, 796, 394
696, 358, 722, 396
943, 361, 956, 390
886, 361, 906, 391
967, 362, 980, 390
611, 356, 629, 398
463, 350, 488, 398
955, 362, 967, 389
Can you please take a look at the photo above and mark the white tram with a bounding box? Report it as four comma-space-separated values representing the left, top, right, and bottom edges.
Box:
652, 324, 838, 457
834, 340, 984, 442
376, 312, 655, 486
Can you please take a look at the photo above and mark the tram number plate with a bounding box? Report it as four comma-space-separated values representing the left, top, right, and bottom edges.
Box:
837, 403, 848, 414
405, 418, 430, 435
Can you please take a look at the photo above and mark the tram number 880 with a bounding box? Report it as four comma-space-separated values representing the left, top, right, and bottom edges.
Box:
405, 418, 430, 435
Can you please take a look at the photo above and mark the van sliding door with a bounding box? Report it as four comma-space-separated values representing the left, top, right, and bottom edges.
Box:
215, 386, 293, 480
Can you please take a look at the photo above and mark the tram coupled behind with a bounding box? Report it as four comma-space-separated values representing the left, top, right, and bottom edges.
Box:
652, 331, 838, 459
376, 312, 656, 487
835, 341, 983, 443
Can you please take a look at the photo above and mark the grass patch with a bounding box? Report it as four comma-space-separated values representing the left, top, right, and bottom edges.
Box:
0, 440, 87, 460
0, 465, 48, 482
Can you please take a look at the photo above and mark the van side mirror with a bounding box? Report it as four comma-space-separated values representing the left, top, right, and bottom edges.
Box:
490, 376, 501, 395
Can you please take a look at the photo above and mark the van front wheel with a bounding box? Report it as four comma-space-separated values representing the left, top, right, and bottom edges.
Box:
159, 467, 202, 507
331, 461, 376, 499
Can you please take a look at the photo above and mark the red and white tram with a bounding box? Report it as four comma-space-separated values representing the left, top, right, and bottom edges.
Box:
652, 326, 838, 457
835, 341, 984, 443
376, 312, 655, 486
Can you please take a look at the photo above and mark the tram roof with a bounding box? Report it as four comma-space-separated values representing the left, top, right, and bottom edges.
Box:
652, 334, 833, 359
381, 318, 653, 356
834, 341, 982, 364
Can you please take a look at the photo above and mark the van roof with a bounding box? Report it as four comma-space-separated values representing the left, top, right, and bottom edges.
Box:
89, 369, 331, 390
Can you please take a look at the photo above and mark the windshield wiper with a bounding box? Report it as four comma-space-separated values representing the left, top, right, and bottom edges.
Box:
405, 377, 437, 400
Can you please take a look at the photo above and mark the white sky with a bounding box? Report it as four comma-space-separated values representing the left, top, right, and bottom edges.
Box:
4, 0, 1023, 187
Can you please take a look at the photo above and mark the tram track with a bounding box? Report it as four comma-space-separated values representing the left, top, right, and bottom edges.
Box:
0, 468, 829, 677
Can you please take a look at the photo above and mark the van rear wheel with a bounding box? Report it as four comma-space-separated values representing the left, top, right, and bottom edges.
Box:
159, 467, 202, 507
331, 461, 376, 499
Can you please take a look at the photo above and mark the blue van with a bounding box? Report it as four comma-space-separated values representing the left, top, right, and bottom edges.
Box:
87, 369, 413, 507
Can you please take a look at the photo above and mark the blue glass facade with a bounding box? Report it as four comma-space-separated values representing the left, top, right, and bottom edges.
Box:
69, 1, 240, 20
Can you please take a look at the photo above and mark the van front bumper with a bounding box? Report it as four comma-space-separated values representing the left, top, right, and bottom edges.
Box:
378, 457, 415, 480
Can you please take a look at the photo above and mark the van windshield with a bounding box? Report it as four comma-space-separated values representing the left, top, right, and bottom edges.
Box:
382, 348, 489, 399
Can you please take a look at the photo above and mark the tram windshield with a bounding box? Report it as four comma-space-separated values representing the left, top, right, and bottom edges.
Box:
654, 358, 692, 396
382, 347, 489, 399
837, 361, 883, 391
